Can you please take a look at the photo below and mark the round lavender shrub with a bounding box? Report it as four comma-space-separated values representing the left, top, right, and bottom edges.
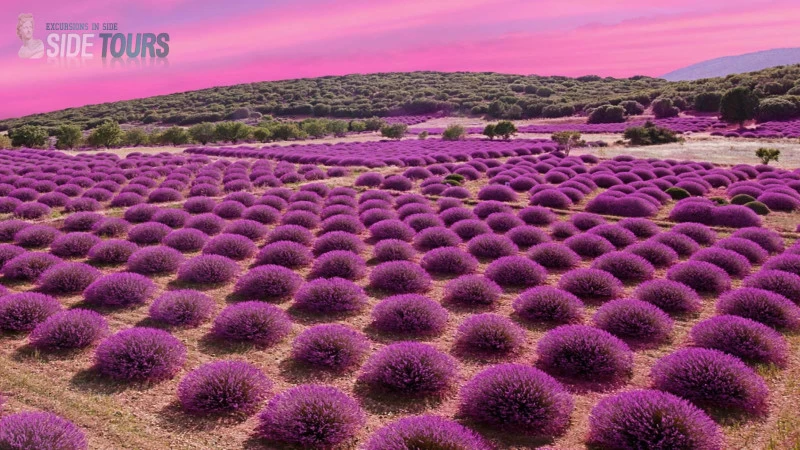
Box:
558, 268, 623, 302
763, 253, 800, 277
731, 227, 784, 254
587, 390, 723, 450
0, 411, 88, 450
506, 225, 551, 248
294, 278, 367, 314
2, 252, 62, 282
255, 240, 311, 268
358, 342, 457, 397
124, 204, 159, 223
442, 275, 502, 307
151, 209, 189, 229
634, 279, 702, 315
183, 196, 216, 214
178, 360, 271, 415
592, 299, 672, 344
186, 213, 226, 236
234, 265, 302, 302
618, 217, 661, 238
518, 206, 557, 225
29, 309, 107, 351
651, 232, 700, 258
527, 243, 580, 270
0, 220, 30, 242
83, 272, 156, 307
467, 234, 519, 259
372, 239, 415, 262
592, 251, 654, 283
372, 294, 448, 336
369, 261, 431, 294
0, 244, 25, 270
0, 293, 62, 332
672, 222, 717, 246
211, 301, 291, 346
37, 262, 100, 296
87, 239, 137, 265
571, 212, 606, 231
690, 315, 788, 367
691, 247, 751, 278
512, 286, 584, 324
94, 327, 186, 381
564, 234, 615, 258
717, 288, 800, 330
650, 348, 769, 416
743, 270, 800, 303
242, 205, 280, 225
454, 313, 525, 357
309, 251, 366, 280
213, 200, 245, 219
365, 415, 490, 450
478, 184, 518, 202
420, 247, 477, 276
484, 255, 547, 289
291, 324, 369, 371
355, 172, 384, 187
201, 233, 256, 261
14, 225, 60, 248
162, 228, 208, 253
404, 213, 442, 233
149, 290, 215, 327
312, 231, 364, 257
256, 384, 365, 448
625, 241, 679, 268
458, 364, 573, 436
127, 245, 184, 275
50, 233, 100, 258
369, 219, 415, 242
413, 226, 461, 251
450, 219, 492, 240
14, 202, 51, 220
537, 325, 633, 385
667, 261, 731, 296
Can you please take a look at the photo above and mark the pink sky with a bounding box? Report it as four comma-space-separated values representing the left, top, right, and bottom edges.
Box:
2, 0, 800, 119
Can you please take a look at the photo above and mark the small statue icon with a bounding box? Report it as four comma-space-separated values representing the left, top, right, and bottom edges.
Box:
17, 13, 44, 59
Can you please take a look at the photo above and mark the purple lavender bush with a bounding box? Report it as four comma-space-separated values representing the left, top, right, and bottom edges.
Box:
0, 411, 88, 450
177, 360, 271, 415
29, 309, 108, 351
94, 327, 186, 382
291, 324, 369, 371
211, 301, 291, 346
358, 342, 457, 397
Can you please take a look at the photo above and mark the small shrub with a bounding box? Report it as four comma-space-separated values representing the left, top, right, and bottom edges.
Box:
558, 268, 623, 302
0, 293, 62, 332
37, 262, 100, 296
14, 225, 60, 248
536, 325, 633, 385
372, 239, 415, 262
256, 385, 365, 448
94, 327, 186, 382
633, 279, 702, 315
372, 294, 448, 336
420, 247, 478, 276
442, 275, 502, 307
369, 261, 431, 293
484, 256, 547, 288
149, 290, 215, 327
715, 237, 769, 264
454, 313, 525, 357
650, 348, 769, 416
592, 299, 672, 344
291, 324, 369, 371
666, 261, 731, 296
587, 390, 723, 450
592, 251, 654, 283
365, 415, 490, 450
50, 233, 100, 258
211, 301, 292, 346
690, 315, 788, 367
358, 342, 457, 397
254, 241, 311, 268
691, 247, 751, 278
743, 270, 800, 303
458, 364, 573, 436
233, 265, 302, 301
294, 277, 367, 314
83, 272, 156, 307
127, 245, 184, 275
177, 360, 271, 415
29, 309, 108, 351
0, 412, 88, 450
2, 252, 62, 282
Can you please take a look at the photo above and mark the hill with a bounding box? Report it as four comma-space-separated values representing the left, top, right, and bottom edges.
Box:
662, 48, 800, 81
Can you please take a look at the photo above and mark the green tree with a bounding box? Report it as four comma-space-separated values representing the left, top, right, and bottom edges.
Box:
364, 117, 386, 131
54, 124, 82, 149
380, 123, 407, 139
159, 126, 191, 145
349, 120, 367, 132
214, 121, 251, 143
755, 148, 780, 165
9, 125, 48, 148
188, 122, 216, 145
268, 122, 306, 140
483, 124, 497, 140
623, 121, 680, 146
551, 130, 582, 154
442, 124, 466, 141
693, 92, 722, 112
123, 128, 149, 147
720, 87, 759, 127
494, 121, 518, 139
301, 119, 328, 138
327, 120, 349, 137
252, 127, 272, 142
587, 105, 626, 124
651, 98, 679, 119
86, 121, 122, 148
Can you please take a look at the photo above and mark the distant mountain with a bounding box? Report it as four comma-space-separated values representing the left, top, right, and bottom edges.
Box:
662, 48, 800, 81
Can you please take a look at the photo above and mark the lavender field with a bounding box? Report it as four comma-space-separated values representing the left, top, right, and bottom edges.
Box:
0, 137, 798, 450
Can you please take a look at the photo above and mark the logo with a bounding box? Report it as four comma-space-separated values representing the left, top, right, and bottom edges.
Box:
17, 13, 44, 59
